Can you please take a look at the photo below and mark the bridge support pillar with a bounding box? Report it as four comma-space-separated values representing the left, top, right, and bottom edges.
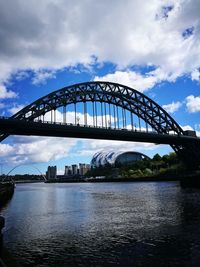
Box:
178, 143, 200, 170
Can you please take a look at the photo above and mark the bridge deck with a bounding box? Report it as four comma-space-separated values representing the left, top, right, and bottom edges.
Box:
0, 118, 199, 145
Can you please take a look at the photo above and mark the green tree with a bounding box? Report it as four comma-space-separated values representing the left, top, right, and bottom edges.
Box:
153, 153, 162, 161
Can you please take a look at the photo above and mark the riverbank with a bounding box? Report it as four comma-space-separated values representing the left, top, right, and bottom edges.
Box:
45, 172, 200, 187
15, 180, 44, 184
1, 247, 21, 267
0, 182, 15, 208
0, 182, 16, 266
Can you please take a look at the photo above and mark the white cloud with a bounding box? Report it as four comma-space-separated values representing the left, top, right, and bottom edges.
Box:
196, 131, 200, 137
181, 125, 194, 131
9, 104, 25, 115
191, 69, 200, 81
195, 123, 200, 130
32, 70, 56, 85
0, 103, 5, 109
57, 169, 64, 175
194, 124, 200, 136
0, 133, 161, 166
0, 143, 14, 156
94, 68, 172, 92
0, 0, 200, 85
162, 101, 182, 113
94, 70, 156, 92
75, 139, 160, 159
42, 109, 117, 127
185, 95, 200, 113
15, 71, 30, 81
0, 136, 77, 165
0, 84, 17, 99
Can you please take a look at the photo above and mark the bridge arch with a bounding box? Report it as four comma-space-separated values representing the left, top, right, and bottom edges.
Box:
2, 82, 184, 133
0, 81, 199, 167
3, 164, 46, 182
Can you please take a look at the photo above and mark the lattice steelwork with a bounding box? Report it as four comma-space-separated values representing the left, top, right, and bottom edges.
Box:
1, 82, 184, 131
0, 81, 199, 167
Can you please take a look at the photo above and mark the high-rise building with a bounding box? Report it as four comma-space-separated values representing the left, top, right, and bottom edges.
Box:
46, 166, 57, 180
64, 165, 72, 176
79, 163, 90, 176
72, 164, 78, 175
64, 164, 90, 177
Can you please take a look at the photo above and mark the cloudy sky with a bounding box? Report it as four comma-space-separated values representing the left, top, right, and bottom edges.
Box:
0, 0, 200, 175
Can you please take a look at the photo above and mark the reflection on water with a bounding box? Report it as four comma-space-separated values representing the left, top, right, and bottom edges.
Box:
2, 182, 200, 266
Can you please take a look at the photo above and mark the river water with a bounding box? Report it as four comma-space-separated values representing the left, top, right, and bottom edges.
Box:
2, 181, 200, 266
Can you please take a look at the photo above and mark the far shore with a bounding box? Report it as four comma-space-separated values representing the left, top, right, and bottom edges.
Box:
8, 172, 200, 188
45, 173, 200, 183
14, 180, 44, 183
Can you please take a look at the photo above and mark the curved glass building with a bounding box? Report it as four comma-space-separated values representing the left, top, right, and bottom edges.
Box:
91, 151, 150, 168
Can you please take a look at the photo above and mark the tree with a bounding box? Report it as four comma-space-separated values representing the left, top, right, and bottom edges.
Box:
162, 154, 170, 163
153, 153, 162, 161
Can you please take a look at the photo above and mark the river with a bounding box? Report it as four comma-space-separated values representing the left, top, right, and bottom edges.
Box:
1, 181, 200, 266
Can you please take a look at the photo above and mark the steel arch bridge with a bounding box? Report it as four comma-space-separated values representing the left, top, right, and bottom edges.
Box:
0, 81, 200, 168
2, 164, 47, 182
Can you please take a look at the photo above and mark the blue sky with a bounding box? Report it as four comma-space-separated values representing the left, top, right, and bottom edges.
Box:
0, 0, 200, 175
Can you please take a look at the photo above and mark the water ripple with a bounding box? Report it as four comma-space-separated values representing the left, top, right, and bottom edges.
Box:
2, 182, 200, 266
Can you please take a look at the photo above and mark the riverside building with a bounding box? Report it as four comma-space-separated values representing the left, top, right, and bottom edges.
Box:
46, 166, 57, 180
63, 163, 91, 177
91, 151, 149, 168
72, 164, 78, 175
64, 165, 72, 176
79, 163, 91, 176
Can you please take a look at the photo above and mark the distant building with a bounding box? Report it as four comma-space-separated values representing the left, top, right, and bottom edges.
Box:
63, 163, 91, 178
46, 166, 57, 180
72, 164, 78, 175
79, 163, 90, 176
91, 151, 150, 168
64, 165, 72, 176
